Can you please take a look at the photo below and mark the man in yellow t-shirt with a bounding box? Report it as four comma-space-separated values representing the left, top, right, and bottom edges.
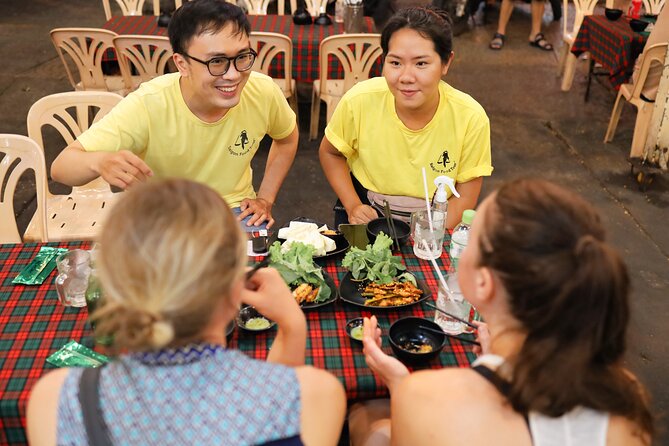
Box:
51, 0, 298, 230
319, 8, 492, 229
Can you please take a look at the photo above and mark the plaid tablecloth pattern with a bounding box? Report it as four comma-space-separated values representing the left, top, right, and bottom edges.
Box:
0, 239, 475, 444
102, 15, 381, 83
571, 15, 648, 90
0, 242, 92, 445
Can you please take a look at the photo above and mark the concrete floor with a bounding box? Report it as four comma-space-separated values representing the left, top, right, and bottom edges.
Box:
1, 0, 668, 441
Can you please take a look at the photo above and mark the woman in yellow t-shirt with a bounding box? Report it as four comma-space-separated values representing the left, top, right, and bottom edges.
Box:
319, 7, 493, 229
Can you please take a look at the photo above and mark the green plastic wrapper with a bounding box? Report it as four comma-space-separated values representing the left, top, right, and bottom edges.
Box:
12, 247, 68, 285
46, 340, 110, 368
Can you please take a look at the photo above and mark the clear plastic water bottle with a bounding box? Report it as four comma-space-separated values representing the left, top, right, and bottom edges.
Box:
449, 209, 475, 271
335, 0, 345, 23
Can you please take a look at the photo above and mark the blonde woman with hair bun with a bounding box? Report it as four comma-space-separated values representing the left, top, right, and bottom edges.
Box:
27, 178, 346, 446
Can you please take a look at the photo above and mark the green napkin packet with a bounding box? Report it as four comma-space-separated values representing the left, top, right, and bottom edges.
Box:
12, 247, 68, 285
46, 340, 110, 368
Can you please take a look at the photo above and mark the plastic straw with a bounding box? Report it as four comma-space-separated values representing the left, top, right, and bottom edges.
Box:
430, 257, 451, 294
421, 167, 434, 232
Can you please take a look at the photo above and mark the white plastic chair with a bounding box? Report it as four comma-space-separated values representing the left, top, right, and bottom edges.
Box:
25, 91, 124, 242
642, 0, 665, 14
558, 0, 598, 91
604, 42, 668, 158
50, 28, 130, 96
250, 32, 298, 120
0, 135, 48, 244
102, 0, 183, 20
310, 34, 382, 141
113, 35, 174, 91
243, 0, 294, 14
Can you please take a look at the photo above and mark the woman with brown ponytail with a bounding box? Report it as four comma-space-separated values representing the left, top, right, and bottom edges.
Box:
360, 179, 653, 445
27, 179, 346, 446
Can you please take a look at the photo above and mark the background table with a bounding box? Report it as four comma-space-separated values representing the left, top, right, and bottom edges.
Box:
0, 240, 475, 445
571, 15, 648, 90
102, 14, 380, 83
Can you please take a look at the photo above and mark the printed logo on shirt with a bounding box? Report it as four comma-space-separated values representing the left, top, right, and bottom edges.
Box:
430, 149, 457, 174
227, 130, 257, 156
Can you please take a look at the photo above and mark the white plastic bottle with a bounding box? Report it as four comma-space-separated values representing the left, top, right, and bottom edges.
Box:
449, 209, 475, 271
431, 175, 460, 217
434, 273, 471, 334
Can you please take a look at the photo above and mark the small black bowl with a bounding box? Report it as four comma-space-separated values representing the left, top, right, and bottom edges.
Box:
389, 317, 445, 364
604, 8, 623, 20
366, 218, 411, 248
629, 18, 649, 32
236, 306, 276, 332
345, 317, 365, 342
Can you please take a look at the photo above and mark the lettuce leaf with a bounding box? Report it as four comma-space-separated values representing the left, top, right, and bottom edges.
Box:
269, 241, 331, 302
341, 232, 406, 284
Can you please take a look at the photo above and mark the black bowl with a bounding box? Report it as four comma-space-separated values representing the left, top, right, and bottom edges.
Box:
604, 8, 623, 20
236, 306, 276, 332
366, 218, 411, 248
345, 317, 365, 342
629, 18, 649, 32
389, 317, 445, 364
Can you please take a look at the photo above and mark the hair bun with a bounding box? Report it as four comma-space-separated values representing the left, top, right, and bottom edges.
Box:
150, 320, 175, 349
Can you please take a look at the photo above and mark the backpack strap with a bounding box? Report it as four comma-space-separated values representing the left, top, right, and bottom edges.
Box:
78, 366, 113, 446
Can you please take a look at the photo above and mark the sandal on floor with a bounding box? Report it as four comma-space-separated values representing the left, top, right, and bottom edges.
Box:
489, 32, 505, 50
529, 33, 553, 51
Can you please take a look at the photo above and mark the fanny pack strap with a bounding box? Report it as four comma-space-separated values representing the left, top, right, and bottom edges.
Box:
367, 191, 426, 223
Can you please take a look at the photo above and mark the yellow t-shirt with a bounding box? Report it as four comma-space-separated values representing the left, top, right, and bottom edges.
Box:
325, 77, 492, 199
77, 72, 296, 207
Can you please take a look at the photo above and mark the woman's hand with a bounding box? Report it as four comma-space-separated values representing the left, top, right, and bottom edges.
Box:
240, 267, 303, 329
348, 204, 379, 224
363, 316, 409, 394
472, 321, 491, 356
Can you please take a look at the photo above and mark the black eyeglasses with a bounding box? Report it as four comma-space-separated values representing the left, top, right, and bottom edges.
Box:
183, 49, 257, 76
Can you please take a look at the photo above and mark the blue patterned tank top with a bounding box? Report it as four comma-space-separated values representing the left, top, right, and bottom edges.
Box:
57, 345, 302, 445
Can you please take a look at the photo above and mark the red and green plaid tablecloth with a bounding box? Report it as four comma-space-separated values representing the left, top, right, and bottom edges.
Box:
0, 240, 475, 445
102, 14, 381, 83
570, 15, 648, 90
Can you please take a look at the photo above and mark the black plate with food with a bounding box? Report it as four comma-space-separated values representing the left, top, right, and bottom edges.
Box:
269, 217, 350, 260
339, 272, 432, 309
293, 272, 338, 310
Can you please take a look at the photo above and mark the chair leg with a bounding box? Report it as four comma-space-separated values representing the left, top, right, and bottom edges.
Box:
310, 89, 320, 141
560, 53, 578, 91
604, 91, 625, 143
629, 103, 654, 158
557, 43, 568, 77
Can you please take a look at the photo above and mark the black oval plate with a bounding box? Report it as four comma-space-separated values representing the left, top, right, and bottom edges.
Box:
269, 217, 350, 260
297, 272, 338, 310
339, 272, 432, 309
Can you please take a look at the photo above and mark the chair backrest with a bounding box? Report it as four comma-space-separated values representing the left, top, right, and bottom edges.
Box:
0, 135, 48, 243
642, 0, 665, 14
318, 33, 382, 93
250, 32, 293, 89
102, 0, 180, 20
113, 35, 174, 90
562, 0, 598, 37
629, 42, 668, 98
50, 28, 126, 92
26, 91, 124, 196
244, 0, 291, 14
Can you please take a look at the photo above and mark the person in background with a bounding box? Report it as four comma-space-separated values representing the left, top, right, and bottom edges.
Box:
51, 0, 299, 230
26, 179, 346, 446
631, 4, 669, 102
356, 179, 653, 445
488, 0, 553, 51
319, 7, 492, 228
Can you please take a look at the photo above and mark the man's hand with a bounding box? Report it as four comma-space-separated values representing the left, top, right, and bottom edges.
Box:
96, 150, 153, 189
238, 197, 275, 229
348, 204, 379, 224
363, 316, 409, 394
